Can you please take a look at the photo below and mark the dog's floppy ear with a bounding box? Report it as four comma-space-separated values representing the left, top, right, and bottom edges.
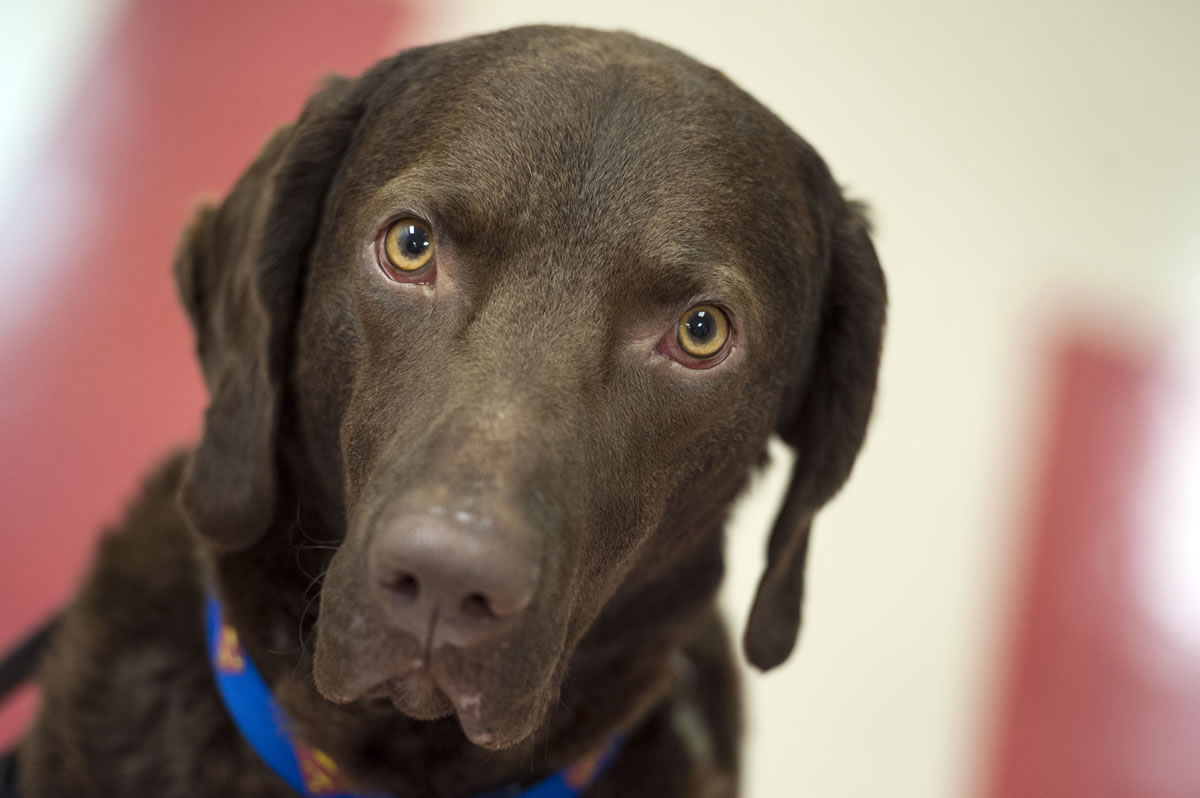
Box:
174, 75, 364, 550
744, 198, 887, 670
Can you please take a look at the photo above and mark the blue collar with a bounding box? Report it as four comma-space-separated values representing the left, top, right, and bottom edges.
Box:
206, 595, 620, 798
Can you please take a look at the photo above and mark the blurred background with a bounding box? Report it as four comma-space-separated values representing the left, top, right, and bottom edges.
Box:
1, 1, 1198, 796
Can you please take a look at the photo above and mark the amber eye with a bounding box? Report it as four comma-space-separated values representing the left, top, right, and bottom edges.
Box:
383, 218, 434, 272
677, 305, 730, 358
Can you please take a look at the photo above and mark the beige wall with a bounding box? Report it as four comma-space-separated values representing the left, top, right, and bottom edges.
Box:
425, 3, 1200, 796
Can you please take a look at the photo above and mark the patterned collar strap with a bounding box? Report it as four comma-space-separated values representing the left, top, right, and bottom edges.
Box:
206, 595, 620, 798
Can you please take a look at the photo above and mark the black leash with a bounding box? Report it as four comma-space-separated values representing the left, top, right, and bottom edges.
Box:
0, 613, 61, 797
0, 615, 60, 704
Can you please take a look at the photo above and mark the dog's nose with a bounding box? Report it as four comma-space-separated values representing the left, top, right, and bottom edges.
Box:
368, 512, 538, 648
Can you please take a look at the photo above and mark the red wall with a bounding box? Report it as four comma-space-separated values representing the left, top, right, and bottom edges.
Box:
0, 0, 410, 746
986, 332, 1200, 797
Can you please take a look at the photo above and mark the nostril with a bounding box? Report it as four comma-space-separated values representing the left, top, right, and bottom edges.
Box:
460, 592, 496, 621
382, 572, 420, 604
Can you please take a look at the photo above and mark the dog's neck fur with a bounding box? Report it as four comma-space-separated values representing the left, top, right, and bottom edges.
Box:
206, 438, 726, 797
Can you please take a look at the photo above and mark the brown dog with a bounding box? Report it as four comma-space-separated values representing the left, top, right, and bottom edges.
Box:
17, 25, 885, 798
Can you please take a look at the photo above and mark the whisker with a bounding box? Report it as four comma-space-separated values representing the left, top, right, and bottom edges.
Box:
294, 502, 343, 546
296, 566, 328, 657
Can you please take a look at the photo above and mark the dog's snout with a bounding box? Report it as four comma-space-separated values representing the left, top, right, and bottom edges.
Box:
369, 512, 538, 649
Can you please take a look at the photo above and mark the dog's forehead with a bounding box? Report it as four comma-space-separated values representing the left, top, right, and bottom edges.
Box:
324, 28, 826, 328
345, 29, 817, 250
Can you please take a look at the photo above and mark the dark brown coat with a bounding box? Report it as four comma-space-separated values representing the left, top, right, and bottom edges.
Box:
19, 25, 885, 798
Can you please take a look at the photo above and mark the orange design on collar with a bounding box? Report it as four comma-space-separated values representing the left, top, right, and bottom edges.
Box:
564, 748, 605, 789
216, 625, 246, 674
294, 742, 349, 796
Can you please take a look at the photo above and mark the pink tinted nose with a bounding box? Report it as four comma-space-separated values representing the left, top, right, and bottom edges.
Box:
368, 511, 538, 649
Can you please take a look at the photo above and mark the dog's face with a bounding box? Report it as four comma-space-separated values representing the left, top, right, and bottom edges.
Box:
175, 27, 885, 750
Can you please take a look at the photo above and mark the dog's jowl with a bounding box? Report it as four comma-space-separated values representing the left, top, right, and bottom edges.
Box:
16, 26, 885, 798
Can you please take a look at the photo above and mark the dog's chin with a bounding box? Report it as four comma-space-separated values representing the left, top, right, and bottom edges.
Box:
399, 673, 542, 749
377, 671, 455, 720
311, 597, 558, 751
312, 662, 452, 719
312, 659, 538, 751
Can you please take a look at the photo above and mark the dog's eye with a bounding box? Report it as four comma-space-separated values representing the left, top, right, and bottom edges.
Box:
676, 305, 730, 359
383, 218, 435, 274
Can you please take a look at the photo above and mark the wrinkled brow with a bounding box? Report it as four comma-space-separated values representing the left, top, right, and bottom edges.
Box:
365, 166, 767, 326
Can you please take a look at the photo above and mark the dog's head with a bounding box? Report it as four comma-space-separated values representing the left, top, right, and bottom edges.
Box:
175, 27, 885, 750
